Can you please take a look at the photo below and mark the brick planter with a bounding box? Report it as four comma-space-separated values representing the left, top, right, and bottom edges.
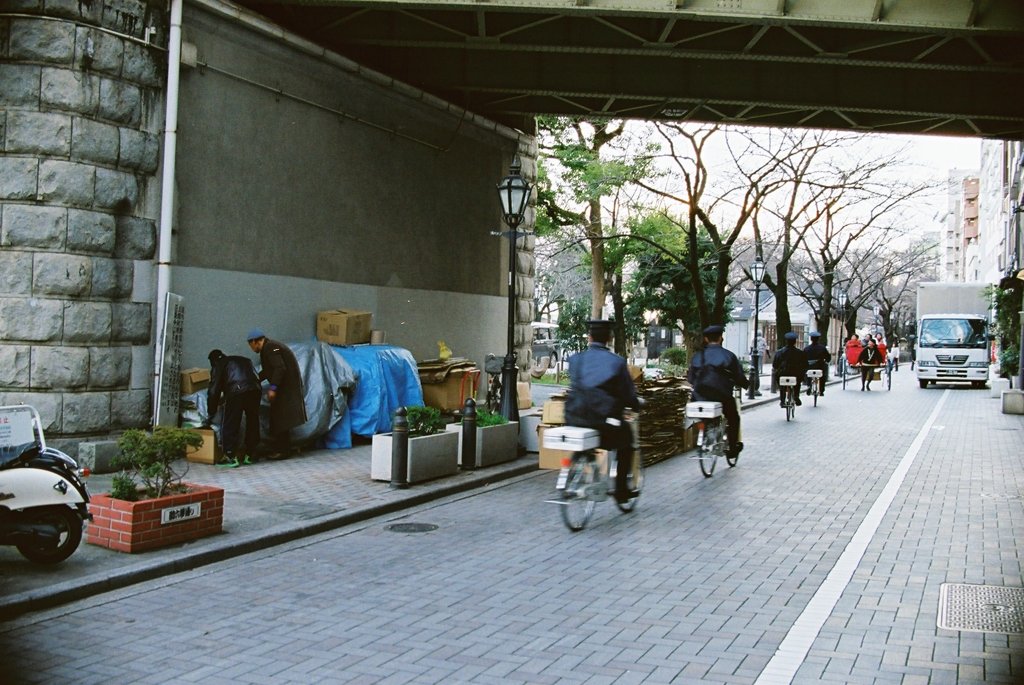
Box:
86, 483, 224, 553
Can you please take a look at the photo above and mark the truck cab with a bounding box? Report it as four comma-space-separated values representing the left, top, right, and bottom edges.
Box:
915, 314, 989, 388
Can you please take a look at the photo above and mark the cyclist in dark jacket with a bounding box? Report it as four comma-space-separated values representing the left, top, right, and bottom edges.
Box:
687, 325, 747, 458
802, 331, 832, 397
772, 331, 808, 406
565, 319, 640, 504
207, 349, 261, 467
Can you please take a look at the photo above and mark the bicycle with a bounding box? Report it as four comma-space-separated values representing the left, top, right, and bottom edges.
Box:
805, 369, 823, 406
684, 400, 734, 477
779, 375, 797, 421
483, 354, 504, 413
548, 412, 643, 531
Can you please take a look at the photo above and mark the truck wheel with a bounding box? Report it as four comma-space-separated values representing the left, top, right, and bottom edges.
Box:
918, 379, 928, 389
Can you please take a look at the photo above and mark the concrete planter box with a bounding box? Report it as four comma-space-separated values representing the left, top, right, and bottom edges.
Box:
370, 431, 459, 483
86, 483, 224, 553
446, 421, 519, 468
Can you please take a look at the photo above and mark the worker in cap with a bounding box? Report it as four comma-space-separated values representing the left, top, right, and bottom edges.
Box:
246, 328, 307, 459
565, 318, 640, 505
687, 324, 747, 458
772, 331, 808, 406
206, 347, 261, 467
802, 331, 832, 397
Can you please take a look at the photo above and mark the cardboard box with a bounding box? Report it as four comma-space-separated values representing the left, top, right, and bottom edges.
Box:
316, 309, 373, 345
180, 368, 210, 394
185, 428, 220, 464
517, 381, 532, 409
421, 368, 480, 412
542, 396, 566, 425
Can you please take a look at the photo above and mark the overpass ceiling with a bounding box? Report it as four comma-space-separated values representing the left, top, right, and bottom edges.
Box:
233, 0, 1024, 137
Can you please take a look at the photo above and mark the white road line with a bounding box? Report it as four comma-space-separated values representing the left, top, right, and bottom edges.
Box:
754, 389, 950, 685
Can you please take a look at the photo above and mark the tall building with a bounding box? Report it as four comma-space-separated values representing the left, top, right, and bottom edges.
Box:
944, 170, 980, 281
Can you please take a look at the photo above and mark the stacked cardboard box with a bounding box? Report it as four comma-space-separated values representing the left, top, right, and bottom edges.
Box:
317, 309, 373, 345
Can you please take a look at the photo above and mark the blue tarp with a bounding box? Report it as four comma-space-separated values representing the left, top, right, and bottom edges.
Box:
323, 344, 423, 448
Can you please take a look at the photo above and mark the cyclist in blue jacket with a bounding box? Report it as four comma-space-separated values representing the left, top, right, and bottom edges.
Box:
565, 319, 640, 504
687, 325, 748, 459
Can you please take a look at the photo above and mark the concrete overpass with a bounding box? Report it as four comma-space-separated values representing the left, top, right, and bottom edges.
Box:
235, 0, 1024, 137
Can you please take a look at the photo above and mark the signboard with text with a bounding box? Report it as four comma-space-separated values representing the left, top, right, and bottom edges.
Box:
154, 293, 185, 427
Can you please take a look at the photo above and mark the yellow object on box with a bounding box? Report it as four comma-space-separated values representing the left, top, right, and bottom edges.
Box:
185, 428, 220, 464
542, 396, 566, 425
317, 309, 373, 345
517, 382, 532, 409
180, 368, 210, 394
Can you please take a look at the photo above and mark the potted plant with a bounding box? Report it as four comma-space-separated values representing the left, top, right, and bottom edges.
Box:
370, 405, 459, 483
446, 407, 519, 468
86, 427, 225, 553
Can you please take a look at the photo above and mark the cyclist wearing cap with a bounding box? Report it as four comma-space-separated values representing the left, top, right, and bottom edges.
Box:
802, 331, 832, 397
772, 332, 808, 406
565, 319, 640, 505
687, 324, 747, 458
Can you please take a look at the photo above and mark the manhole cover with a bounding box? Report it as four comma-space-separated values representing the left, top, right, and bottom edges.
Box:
386, 522, 438, 533
938, 584, 1024, 634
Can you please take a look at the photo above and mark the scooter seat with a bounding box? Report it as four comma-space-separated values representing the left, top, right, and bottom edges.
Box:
0, 443, 35, 468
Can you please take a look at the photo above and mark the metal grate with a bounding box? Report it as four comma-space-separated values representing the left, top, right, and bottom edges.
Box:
938, 584, 1024, 634
386, 522, 438, 533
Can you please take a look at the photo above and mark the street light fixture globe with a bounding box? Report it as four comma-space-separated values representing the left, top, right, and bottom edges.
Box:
496, 156, 531, 227
495, 155, 533, 422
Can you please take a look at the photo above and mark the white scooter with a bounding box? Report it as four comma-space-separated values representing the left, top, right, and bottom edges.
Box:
0, 405, 91, 564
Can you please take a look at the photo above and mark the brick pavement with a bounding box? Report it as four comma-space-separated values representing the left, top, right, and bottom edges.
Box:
1, 371, 1021, 684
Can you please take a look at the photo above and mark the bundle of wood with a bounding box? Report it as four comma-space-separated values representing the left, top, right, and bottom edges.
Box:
636, 376, 692, 466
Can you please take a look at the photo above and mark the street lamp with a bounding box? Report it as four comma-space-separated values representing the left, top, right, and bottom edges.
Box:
838, 291, 848, 334
495, 155, 532, 422
746, 256, 766, 400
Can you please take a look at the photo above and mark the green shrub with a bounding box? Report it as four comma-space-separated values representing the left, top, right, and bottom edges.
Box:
113, 426, 203, 500
660, 347, 687, 366
999, 343, 1020, 377
474, 409, 508, 427
404, 405, 445, 436
110, 473, 140, 502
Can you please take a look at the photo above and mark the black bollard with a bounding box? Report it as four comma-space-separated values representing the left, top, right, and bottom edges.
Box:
390, 406, 409, 489
460, 398, 477, 470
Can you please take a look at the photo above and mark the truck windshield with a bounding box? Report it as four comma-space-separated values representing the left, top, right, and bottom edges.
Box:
919, 318, 987, 348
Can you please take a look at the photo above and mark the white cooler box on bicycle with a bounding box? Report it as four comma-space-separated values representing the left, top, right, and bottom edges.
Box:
543, 426, 602, 452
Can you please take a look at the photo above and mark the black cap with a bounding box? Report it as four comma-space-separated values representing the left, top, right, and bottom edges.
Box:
784, 331, 798, 342
586, 319, 614, 331
702, 324, 724, 336
208, 349, 225, 362
809, 331, 821, 338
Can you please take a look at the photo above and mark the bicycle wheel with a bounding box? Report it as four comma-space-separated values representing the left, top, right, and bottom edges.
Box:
697, 424, 718, 477
887, 366, 892, 390
560, 456, 596, 531
785, 390, 794, 421
842, 361, 848, 389
813, 385, 818, 406
615, 461, 645, 513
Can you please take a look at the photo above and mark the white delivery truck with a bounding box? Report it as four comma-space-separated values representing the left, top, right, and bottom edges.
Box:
915, 282, 991, 389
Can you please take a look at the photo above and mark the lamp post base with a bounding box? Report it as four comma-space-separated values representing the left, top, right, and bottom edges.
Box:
746, 353, 761, 400
498, 354, 520, 422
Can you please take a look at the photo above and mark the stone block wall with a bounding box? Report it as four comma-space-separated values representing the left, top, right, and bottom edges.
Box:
0, 3, 166, 446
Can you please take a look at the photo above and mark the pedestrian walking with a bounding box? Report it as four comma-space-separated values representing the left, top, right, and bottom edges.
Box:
246, 328, 308, 459
891, 340, 901, 371
206, 349, 261, 467
858, 338, 883, 391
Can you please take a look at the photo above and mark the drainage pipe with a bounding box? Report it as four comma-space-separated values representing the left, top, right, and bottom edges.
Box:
152, 0, 184, 425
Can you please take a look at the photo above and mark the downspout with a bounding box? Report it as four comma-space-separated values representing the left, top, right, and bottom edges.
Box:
153, 0, 184, 424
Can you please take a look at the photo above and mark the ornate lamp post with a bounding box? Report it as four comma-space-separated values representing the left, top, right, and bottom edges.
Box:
746, 256, 766, 400
838, 291, 848, 334
495, 155, 532, 422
